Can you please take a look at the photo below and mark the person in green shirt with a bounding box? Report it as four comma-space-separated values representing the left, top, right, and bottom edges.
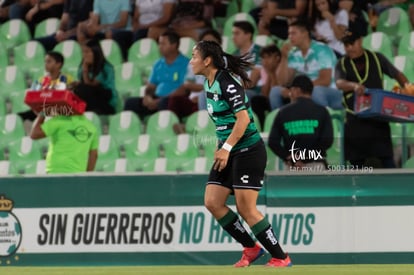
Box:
189, 40, 292, 268
30, 114, 99, 173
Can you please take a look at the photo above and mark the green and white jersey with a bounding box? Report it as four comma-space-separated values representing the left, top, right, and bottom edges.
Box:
204, 70, 261, 151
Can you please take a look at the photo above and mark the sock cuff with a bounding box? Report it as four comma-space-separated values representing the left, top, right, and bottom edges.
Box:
217, 209, 238, 227
251, 218, 270, 235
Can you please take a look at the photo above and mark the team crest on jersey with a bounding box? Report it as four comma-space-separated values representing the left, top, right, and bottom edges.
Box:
213, 94, 219, 101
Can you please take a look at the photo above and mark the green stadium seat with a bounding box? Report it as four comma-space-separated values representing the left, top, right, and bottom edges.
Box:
114, 61, 142, 100
95, 135, 120, 172
108, 111, 142, 153
221, 35, 236, 54
397, 31, 414, 56
0, 160, 12, 175
53, 40, 82, 77
254, 34, 275, 48
100, 39, 124, 66
0, 19, 31, 51
0, 46, 9, 69
377, 7, 411, 47
263, 108, 279, 134
34, 17, 60, 39
13, 40, 46, 81
145, 110, 179, 147
84, 111, 103, 136
193, 156, 213, 173
0, 65, 27, 100
127, 38, 160, 78
362, 32, 394, 59
0, 96, 7, 116
265, 145, 282, 172
326, 107, 345, 165
392, 55, 414, 82
8, 136, 42, 174
35, 159, 46, 175
0, 114, 26, 150
403, 156, 414, 168
185, 110, 215, 136
179, 36, 196, 59
164, 133, 199, 172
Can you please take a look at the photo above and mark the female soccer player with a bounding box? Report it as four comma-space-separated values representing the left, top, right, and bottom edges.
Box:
189, 40, 292, 268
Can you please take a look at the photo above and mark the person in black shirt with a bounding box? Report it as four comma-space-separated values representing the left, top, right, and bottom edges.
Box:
268, 74, 333, 170
335, 30, 409, 168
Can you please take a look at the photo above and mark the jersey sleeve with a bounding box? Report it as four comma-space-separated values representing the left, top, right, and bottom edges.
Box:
219, 73, 247, 113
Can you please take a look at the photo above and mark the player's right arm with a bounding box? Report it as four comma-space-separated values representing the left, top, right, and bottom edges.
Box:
29, 113, 47, 140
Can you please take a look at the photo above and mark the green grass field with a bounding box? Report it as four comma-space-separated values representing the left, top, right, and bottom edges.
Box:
2, 265, 414, 275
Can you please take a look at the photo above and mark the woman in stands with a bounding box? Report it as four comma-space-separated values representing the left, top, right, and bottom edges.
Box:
189, 40, 292, 268
73, 39, 118, 115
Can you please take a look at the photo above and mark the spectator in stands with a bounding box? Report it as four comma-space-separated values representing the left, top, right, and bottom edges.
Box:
250, 44, 282, 130
309, 0, 348, 57
268, 74, 333, 170
19, 51, 74, 122
29, 109, 99, 174
147, 0, 214, 41
0, 1, 14, 23
256, 0, 308, 40
335, 30, 409, 168
25, 0, 64, 36
35, 0, 93, 51
132, 0, 176, 42
77, 0, 132, 60
232, 20, 262, 98
73, 39, 118, 115
337, 0, 368, 37
269, 20, 343, 111
124, 30, 189, 120
167, 29, 222, 121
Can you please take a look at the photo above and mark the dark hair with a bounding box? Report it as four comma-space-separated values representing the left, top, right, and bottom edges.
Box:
289, 19, 311, 36
84, 39, 106, 78
160, 29, 180, 48
260, 44, 281, 58
199, 28, 222, 44
233, 20, 255, 35
194, 40, 253, 88
310, 0, 337, 27
46, 51, 64, 66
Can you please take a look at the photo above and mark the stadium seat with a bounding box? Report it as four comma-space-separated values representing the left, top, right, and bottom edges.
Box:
13, 40, 46, 81
108, 111, 142, 154
0, 19, 31, 51
222, 12, 258, 38
0, 114, 26, 150
0, 160, 13, 175
95, 135, 121, 172
263, 109, 279, 134
179, 37, 196, 59
0, 46, 9, 69
221, 35, 236, 54
185, 110, 215, 136
403, 156, 414, 168
84, 111, 103, 136
254, 34, 275, 47
0, 65, 27, 100
127, 38, 160, 78
0, 97, 7, 116
53, 40, 82, 77
397, 31, 414, 56
164, 133, 199, 172
362, 32, 394, 59
265, 145, 282, 172
114, 62, 142, 100
326, 107, 345, 166
193, 156, 213, 173
377, 7, 411, 47
100, 39, 124, 66
145, 110, 179, 148
35, 159, 47, 175
9, 94, 30, 114
34, 17, 60, 39
392, 55, 414, 82
124, 134, 160, 172
8, 136, 42, 174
